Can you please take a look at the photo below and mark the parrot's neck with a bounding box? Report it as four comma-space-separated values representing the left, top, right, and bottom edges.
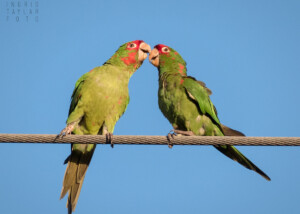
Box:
158, 61, 187, 77
103, 53, 141, 77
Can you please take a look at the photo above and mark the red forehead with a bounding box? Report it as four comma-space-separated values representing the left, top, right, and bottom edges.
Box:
130, 40, 144, 46
154, 44, 169, 53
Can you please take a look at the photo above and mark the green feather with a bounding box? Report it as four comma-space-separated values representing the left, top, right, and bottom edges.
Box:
60, 40, 145, 213
182, 77, 221, 126
155, 44, 270, 181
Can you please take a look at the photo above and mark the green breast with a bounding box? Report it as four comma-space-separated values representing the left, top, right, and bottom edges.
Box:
74, 66, 130, 135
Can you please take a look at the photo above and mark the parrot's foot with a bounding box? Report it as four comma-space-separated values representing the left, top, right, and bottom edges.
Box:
56, 123, 75, 139
167, 132, 175, 149
106, 133, 114, 148
166, 129, 195, 149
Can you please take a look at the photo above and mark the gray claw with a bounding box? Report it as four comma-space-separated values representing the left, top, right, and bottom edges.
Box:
56, 123, 75, 140
106, 133, 114, 148
167, 132, 176, 149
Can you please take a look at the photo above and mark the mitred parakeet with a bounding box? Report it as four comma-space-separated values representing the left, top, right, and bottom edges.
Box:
149, 44, 270, 181
58, 40, 151, 213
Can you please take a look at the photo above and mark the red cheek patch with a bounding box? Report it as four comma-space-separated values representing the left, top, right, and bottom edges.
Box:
178, 63, 185, 75
121, 52, 137, 65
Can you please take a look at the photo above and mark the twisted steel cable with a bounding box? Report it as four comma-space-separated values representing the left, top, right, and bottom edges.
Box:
0, 134, 299, 146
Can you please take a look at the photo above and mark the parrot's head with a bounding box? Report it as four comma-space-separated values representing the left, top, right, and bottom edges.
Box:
109, 40, 151, 71
149, 44, 187, 76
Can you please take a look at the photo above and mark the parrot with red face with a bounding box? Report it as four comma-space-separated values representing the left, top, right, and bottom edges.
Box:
58, 40, 151, 213
149, 44, 270, 181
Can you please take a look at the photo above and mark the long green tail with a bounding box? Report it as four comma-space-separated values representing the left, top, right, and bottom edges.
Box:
214, 145, 270, 180
60, 144, 96, 214
216, 124, 271, 181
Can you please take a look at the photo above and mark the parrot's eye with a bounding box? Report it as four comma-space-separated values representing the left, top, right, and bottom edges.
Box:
128, 43, 137, 49
161, 47, 170, 53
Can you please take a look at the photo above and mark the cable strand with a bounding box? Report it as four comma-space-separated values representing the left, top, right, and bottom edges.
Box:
0, 134, 299, 146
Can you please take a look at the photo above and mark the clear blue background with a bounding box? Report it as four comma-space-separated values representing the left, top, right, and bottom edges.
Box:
0, 0, 300, 213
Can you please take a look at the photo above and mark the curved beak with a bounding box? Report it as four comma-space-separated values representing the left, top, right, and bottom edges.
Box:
149, 48, 159, 67
138, 42, 151, 62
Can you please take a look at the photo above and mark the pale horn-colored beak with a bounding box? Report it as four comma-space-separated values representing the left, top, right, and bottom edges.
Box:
149, 48, 159, 67
138, 42, 151, 62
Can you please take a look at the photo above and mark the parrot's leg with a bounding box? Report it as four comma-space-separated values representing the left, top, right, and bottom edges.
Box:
56, 122, 76, 139
102, 125, 114, 148
106, 133, 114, 148
173, 129, 195, 136
167, 129, 195, 149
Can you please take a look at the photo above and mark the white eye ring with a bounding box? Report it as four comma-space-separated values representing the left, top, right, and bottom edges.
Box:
128, 43, 137, 48
161, 47, 170, 53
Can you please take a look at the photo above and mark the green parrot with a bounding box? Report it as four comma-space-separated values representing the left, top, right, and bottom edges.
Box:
149, 44, 270, 181
58, 40, 151, 213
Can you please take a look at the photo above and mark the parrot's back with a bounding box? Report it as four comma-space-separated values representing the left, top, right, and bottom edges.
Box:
158, 74, 222, 136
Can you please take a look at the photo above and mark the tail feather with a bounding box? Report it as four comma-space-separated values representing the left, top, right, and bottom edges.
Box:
216, 125, 270, 181
64, 155, 71, 164
214, 145, 270, 180
221, 124, 245, 136
77, 152, 93, 182
68, 173, 86, 213
60, 144, 96, 213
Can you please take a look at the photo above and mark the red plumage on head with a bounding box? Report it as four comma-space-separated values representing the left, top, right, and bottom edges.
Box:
121, 40, 145, 65
154, 44, 169, 53
126, 40, 144, 50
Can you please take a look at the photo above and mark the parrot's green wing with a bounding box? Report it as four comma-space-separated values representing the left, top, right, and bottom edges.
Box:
60, 73, 94, 208
182, 77, 221, 127
196, 80, 212, 95
182, 77, 270, 181
196, 81, 246, 136
68, 72, 90, 116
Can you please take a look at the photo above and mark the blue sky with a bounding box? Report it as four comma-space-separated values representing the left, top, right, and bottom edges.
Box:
0, 0, 300, 213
